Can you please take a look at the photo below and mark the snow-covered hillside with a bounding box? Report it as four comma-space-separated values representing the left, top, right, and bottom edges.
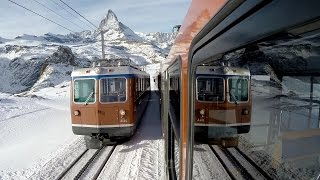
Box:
0, 9, 173, 95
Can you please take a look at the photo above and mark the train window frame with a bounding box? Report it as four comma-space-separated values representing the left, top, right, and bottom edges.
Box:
196, 76, 225, 103
99, 77, 128, 104
73, 78, 97, 104
226, 76, 250, 103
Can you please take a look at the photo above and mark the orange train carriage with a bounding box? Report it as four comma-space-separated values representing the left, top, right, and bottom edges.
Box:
70, 62, 150, 148
160, 0, 320, 179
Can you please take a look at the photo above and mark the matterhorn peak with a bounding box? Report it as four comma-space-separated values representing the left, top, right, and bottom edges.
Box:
98, 9, 121, 31
96, 9, 142, 41
105, 10, 118, 22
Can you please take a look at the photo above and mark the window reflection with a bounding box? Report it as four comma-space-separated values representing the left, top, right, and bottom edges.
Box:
193, 31, 320, 179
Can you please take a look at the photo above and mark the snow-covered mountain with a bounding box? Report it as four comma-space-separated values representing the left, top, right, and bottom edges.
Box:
136, 32, 175, 53
0, 9, 173, 94
0, 36, 10, 44
136, 32, 174, 44
14, 32, 94, 44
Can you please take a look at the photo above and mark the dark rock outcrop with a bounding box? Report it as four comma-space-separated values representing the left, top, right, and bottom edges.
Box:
45, 46, 76, 66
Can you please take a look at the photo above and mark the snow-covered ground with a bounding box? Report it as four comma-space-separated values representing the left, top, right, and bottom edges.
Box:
0, 90, 167, 180
0, 85, 82, 179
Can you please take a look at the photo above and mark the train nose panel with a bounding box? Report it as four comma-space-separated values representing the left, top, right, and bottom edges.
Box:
80, 107, 97, 125
208, 109, 237, 124
98, 107, 119, 127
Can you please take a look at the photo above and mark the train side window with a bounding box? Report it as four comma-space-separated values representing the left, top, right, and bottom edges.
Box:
167, 60, 181, 179
73, 79, 95, 103
100, 78, 127, 103
136, 78, 138, 96
142, 78, 145, 92
137, 78, 139, 94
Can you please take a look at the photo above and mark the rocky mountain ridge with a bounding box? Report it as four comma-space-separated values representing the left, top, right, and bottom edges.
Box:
0, 9, 173, 94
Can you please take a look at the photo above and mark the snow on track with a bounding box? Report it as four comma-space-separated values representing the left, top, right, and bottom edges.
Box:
193, 144, 231, 180
227, 148, 266, 180
211, 145, 245, 180
60, 149, 100, 180
81, 146, 115, 179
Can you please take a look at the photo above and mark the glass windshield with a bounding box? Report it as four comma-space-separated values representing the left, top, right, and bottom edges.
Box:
74, 79, 95, 103
228, 77, 249, 102
197, 77, 224, 101
100, 78, 126, 103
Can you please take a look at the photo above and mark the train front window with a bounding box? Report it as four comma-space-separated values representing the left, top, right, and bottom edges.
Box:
100, 78, 126, 103
74, 79, 95, 103
228, 77, 248, 102
197, 77, 224, 102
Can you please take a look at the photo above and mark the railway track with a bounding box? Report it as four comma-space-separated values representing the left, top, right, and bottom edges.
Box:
210, 145, 273, 180
56, 145, 116, 180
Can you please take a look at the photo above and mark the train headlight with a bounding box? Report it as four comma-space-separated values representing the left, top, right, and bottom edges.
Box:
74, 110, 80, 116
95, 67, 101, 74
242, 109, 249, 115
199, 109, 205, 116
119, 109, 126, 116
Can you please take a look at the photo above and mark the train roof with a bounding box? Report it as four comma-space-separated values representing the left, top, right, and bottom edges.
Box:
196, 65, 250, 76
160, 0, 226, 72
71, 66, 149, 77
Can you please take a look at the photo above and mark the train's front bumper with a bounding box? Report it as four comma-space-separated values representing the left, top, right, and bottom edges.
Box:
72, 124, 135, 137
194, 124, 250, 139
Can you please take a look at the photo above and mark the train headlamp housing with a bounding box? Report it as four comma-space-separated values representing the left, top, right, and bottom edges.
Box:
199, 109, 205, 116
74, 110, 80, 116
242, 109, 249, 115
119, 109, 126, 116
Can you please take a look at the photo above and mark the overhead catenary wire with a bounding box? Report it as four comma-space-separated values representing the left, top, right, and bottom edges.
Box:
7, 0, 76, 33
31, 0, 87, 31
59, 0, 98, 29
47, 0, 95, 31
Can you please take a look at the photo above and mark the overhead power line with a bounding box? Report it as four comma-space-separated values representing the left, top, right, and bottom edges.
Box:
47, 0, 94, 31
32, 0, 87, 31
59, 0, 98, 29
7, 0, 76, 33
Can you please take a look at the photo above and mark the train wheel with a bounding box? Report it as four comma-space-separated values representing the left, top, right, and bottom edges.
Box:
84, 136, 102, 149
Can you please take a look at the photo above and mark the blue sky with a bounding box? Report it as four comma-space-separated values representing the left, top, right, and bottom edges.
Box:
0, 0, 191, 38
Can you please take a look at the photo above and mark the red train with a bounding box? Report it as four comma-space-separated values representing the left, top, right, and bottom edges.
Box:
70, 61, 150, 148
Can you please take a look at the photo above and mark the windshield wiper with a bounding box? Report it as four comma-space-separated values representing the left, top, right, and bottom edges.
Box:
229, 90, 239, 105
83, 91, 94, 105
